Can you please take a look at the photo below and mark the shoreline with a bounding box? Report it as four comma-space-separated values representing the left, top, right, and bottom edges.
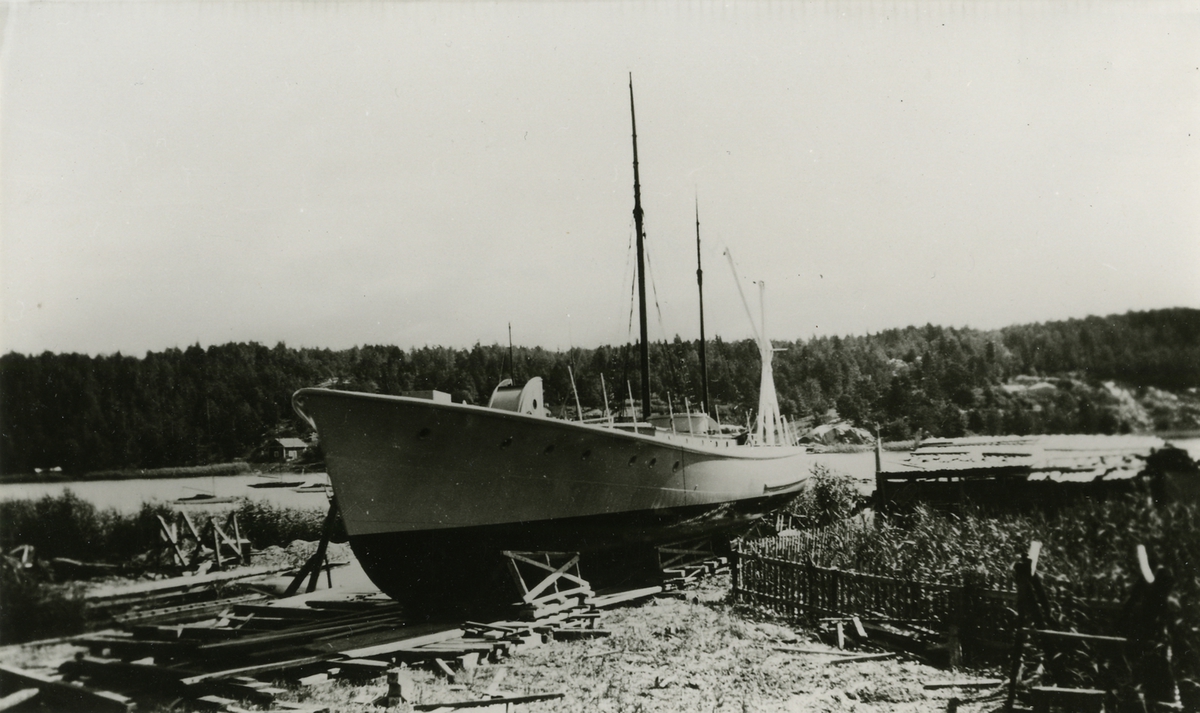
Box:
0, 461, 323, 486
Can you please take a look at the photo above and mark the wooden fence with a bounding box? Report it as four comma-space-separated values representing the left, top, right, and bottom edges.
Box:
732, 534, 1128, 665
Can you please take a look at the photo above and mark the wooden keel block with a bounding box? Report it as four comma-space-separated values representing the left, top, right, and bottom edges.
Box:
385, 667, 412, 706
457, 652, 480, 684
433, 658, 457, 682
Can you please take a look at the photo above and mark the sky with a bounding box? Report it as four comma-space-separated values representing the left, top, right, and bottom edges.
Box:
2, 0, 1198, 357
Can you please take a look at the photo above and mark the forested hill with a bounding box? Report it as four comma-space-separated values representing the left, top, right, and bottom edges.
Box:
1, 308, 1198, 475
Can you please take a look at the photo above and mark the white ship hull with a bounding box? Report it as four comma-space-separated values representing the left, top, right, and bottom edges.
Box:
293, 387, 812, 610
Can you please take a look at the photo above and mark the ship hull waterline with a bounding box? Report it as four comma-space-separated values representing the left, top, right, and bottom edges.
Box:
293, 387, 813, 611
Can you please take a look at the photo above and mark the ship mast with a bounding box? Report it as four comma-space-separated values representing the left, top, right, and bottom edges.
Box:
629, 75, 651, 420
695, 198, 709, 416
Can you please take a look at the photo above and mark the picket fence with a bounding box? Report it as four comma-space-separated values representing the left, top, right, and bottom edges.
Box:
731, 532, 1127, 663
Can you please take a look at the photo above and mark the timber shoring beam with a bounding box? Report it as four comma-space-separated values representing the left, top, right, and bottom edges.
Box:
0, 663, 135, 713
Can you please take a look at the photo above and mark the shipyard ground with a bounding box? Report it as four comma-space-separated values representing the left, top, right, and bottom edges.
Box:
0, 554, 1004, 713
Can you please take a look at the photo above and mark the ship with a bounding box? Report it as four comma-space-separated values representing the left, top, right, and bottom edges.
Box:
291, 78, 815, 612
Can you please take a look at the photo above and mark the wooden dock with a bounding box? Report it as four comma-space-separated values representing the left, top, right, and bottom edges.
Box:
872, 435, 1196, 511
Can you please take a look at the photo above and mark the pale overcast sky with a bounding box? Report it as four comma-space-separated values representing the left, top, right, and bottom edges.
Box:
2, 1, 1197, 357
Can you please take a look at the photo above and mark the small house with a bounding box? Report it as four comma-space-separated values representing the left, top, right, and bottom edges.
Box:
271, 437, 309, 462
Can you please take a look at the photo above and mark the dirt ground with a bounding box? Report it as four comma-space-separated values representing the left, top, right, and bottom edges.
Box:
265, 574, 1005, 713
0, 569, 1007, 712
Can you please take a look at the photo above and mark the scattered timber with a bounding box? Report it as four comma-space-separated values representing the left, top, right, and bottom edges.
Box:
2, 543, 725, 711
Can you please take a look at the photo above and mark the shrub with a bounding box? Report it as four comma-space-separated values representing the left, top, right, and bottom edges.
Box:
0, 563, 85, 645
0, 493, 345, 565
785, 463, 862, 529
231, 500, 346, 548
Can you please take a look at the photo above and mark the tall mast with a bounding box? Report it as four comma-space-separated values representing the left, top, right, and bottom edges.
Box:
629, 74, 651, 420
695, 198, 709, 416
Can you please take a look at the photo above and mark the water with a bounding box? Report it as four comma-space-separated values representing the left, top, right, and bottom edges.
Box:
0, 472, 331, 514
2, 437, 1194, 514
0, 454, 896, 513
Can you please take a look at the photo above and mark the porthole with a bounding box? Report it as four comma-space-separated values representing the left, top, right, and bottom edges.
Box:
673, 461, 681, 472
648, 457, 657, 467
532, 399, 538, 409
628, 455, 638, 466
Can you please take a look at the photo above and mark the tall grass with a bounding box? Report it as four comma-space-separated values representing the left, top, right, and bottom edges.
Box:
751, 490, 1200, 689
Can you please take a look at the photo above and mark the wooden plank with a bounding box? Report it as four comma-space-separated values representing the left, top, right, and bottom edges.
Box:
0, 688, 39, 712
196, 678, 287, 705
433, 658, 457, 682
551, 628, 611, 640
1028, 629, 1127, 646
338, 627, 466, 660
772, 646, 856, 656
0, 663, 135, 713
826, 652, 897, 666
230, 604, 342, 620
180, 655, 334, 686
196, 610, 408, 656
117, 593, 267, 626
1029, 686, 1104, 713
86, 564, 292, 601
328, 658, 389, 681
592, 586, 665, 608
923, 679, 1005, 690
62, 655, 195, 691
77, 634, 197, 658
412, 691, 565, 710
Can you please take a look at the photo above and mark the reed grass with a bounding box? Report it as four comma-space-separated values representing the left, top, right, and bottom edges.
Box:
749, 489, 1200, 686
79, 461, 253, 481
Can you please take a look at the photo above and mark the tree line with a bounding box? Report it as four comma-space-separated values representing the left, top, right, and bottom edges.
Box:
1, 308, 1197, 474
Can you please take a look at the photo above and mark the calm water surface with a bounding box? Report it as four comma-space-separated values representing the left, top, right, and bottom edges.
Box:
2, 437, 1195, 514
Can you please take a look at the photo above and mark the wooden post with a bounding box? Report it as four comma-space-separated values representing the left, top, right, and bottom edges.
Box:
231, 513, 248, 564
730, 546, 740, 602
385, 667, 411, 707
156, 514, 187, 567
285, 499, 339, 596
212, 527, 224, 570
1006, 543, 1048, 713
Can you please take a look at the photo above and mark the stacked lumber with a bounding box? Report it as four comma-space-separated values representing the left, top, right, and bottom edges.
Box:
40, 571, 664, 711
662, 556, 728, 589
6, 539, 714, 711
